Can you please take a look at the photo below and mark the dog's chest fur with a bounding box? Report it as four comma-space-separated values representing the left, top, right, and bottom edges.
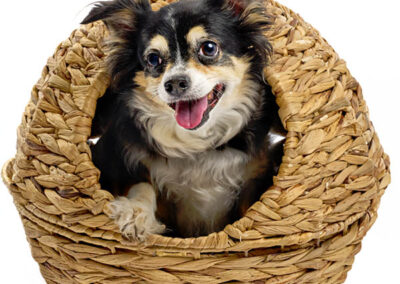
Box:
148, 147, 249, 235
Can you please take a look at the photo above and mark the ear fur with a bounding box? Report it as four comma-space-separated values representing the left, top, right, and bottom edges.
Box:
206, 0, 272, 63
227, 0, 252, 16
81, 0, 152, 89
238, 1, 273, 64
207, 0, 266, 17
221, 0, 272, 66
81, 0, 151, 34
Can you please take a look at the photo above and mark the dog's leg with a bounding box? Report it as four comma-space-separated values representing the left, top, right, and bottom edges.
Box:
109, 183, 165, 241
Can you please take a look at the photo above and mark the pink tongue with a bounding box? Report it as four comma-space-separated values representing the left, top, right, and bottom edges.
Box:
175, 96, 208, 129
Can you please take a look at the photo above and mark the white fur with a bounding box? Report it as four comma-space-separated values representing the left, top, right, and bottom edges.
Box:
149, 147, 249, 235
109, 183, 166, 241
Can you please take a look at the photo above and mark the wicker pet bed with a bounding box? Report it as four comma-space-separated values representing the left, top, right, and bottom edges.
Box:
2, 0, 391, 283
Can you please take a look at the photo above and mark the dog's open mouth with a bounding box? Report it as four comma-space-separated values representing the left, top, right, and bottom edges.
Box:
168, 83, 225, 130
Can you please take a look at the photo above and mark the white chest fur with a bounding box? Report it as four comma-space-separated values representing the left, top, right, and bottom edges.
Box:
149, 147, 249, 234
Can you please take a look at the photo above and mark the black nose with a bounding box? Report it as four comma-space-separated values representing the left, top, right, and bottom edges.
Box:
164, 75, 191, 97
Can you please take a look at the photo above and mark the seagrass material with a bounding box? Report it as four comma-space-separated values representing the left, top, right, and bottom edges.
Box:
2, 0, 391, 283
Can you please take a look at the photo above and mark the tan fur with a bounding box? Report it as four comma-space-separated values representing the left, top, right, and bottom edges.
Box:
186, 56, 250, 80
186, 26, 208, 47
134, 71, 164, 100
146, 35, 170, 57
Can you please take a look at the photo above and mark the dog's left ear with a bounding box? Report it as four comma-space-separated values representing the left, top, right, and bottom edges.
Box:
81, 0, 152, 89
81, 0, 151, 35
217, 0, 272, 65
227, 0, 261, 16
208, 0, 265, 17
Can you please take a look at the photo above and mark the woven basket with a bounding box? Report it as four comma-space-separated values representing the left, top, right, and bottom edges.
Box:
2, 0, 391, 283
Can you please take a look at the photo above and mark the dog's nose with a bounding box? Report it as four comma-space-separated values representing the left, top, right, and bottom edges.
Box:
164, 75, 191, 97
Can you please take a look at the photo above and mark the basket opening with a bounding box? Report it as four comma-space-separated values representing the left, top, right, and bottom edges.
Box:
83, 0, 287, 240
88, 82, 286, 239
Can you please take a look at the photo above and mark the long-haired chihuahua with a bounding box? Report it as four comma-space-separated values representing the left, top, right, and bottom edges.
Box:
82, 0, 285, 240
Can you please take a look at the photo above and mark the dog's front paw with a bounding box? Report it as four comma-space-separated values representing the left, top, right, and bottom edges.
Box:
109, 197, 166, 241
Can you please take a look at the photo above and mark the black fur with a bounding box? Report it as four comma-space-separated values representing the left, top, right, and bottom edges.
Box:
84, 0, 285, 237
82, 0, 272, 89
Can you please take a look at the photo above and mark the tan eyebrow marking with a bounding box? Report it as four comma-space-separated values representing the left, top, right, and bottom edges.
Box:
147, 34, 169, 55
186, 26, 208, 46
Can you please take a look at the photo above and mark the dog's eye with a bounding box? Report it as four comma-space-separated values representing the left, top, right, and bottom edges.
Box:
199, 41, 219, 58
147, 53, 162, 67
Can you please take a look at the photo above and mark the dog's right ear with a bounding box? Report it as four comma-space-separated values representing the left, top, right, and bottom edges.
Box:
81, 0, 151, 34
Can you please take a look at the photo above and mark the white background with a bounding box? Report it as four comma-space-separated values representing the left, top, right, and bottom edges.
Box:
0, 1, 399, 283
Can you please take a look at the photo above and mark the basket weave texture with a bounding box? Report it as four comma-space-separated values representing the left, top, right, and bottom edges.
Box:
2, 0, 391, 283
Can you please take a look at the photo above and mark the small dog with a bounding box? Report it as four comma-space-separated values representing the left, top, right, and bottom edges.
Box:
82, 0, 285, 240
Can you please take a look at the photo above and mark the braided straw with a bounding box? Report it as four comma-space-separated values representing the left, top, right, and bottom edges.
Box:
1, 0, 391, 283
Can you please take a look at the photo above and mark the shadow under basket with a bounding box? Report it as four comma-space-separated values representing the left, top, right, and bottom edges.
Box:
1, 0, 391, 283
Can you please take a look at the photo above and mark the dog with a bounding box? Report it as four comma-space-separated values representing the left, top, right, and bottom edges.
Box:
82, 0, 285, 240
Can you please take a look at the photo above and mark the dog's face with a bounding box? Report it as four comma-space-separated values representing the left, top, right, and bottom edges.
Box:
83, 0, 271, 156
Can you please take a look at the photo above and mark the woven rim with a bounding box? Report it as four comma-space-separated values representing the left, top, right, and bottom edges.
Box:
2, 0, 391, 283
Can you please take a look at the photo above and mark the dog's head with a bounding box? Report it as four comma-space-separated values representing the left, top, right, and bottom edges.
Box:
83, 0, 272, 156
